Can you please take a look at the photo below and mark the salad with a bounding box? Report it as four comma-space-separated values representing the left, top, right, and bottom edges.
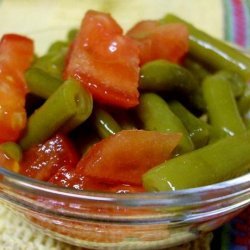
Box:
0, 10, 249, 193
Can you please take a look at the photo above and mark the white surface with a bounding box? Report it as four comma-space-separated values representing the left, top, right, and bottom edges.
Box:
0, 0, 223, 55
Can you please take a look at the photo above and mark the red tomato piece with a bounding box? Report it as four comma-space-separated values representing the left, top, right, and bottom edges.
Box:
0, 34, 34, 143
65, 10, 140, 108
20, 134, 79, 181
127, 21, 189, 65
49, 166, 109, 191
49, 166, 145, 193
76, 130, 182, 185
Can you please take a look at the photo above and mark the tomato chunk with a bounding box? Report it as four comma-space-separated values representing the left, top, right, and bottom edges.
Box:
127, 21, 189, 65
65, 10, 140, 108
0, 34, 34, 143
49, 165, 144, 193
76, 130, 182, 185
20, 134, 78, 181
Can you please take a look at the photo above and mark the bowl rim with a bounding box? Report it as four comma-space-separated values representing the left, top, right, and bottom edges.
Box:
0, 166, 249, 207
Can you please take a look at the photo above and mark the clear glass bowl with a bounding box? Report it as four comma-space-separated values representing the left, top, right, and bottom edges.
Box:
0, 166, 249, 249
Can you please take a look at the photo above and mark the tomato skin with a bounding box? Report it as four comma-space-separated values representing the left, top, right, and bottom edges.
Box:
76, 130, 182, 186
127, 21, 189, 65
0, 34, 34, 143
65, 10, 140, 108
20, 134, 79, 181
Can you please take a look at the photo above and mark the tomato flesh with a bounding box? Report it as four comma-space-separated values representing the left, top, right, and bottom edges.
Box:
127, 21, 189, 65
65, 10, 140, 108
20, 134, 79, 181
0, 34, 34, 143
76, 130, 182, 185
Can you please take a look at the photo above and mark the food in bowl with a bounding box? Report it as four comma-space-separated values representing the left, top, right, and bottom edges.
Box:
0, 10, 249, 249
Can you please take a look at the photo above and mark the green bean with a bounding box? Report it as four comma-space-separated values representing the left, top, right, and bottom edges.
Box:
216, 70, 246, 98
25, 68, 63, 99
169, 101, 210, 148
0, 142, 22, 161
67, 29, 78, 42
92, 107, 121, 138
137, 93, 194, 154
143, 130, 250, 191
238, 84, 250, 115
47, 41, 68, 55
161, 14, 250, 81
140, 60, 199, 94
33, 42, 68, 79
183, 57, 210, 83
20, 79, 93, 150
202, 73, 246, 137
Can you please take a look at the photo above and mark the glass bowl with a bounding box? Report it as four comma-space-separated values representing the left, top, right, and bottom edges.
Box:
0, 166, 249, 249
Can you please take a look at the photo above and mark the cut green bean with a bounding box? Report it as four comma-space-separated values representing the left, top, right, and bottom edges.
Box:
67, 29, 78, 42
20, 79, 93, 150
161, 14, 250, 81
33, 41, 68, 79
25, 68, 63, 99
47, 41, 68, 55
143, 130, 250, 191
202, 73, 246, 136
92, 107, 121, 138
183, 57, 210, 83
238, 84, 250, 115
140, 60, 199, 94
169, 101, 210, 148
216, 70, 246, 98
0, 142, 22, 161
137, 93, 194, 154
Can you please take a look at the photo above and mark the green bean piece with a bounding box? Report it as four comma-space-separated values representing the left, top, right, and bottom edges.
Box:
47, 41, 68, 55
143, 130, 250, 191
140, 60, 199, 94
25, 68, 63, 99
33, 42, 68, 79
169, 101, 210, 148
137, 93, 194, 154
161, 14, 250, 81
183, 57, 210, 83
0, 142, 22, 161
238, 84, 250, 115
216, 70, 246, 98
202, 73, 246, 137
92, 107, 121, 138
67, 29, 78, 42
20, 79, 93, 150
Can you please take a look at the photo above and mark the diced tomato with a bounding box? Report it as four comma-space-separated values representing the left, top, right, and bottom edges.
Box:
0, 34, 34, 143
65, 10, 140, 108
49, 165, 145, 193
76, 130, 182, 185
127, 21, 189, 65
0, 150, 20, 172
0, 34, 34, 76
49, 165, 109, 191
20, 134, 79, 181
